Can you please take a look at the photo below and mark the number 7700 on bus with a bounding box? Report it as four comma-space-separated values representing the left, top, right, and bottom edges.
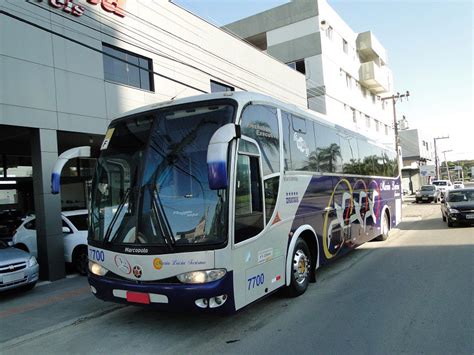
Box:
83, 91, 401, 313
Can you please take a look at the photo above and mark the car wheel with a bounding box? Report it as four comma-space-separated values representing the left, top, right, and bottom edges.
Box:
285, 238, 311, 297
73, 246, 88, 275
447, 220, 454, 228
15, 244, 29, 253
376, 213, 390, 241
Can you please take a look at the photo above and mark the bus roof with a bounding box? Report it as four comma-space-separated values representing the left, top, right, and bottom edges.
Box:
112, 91, 394, 152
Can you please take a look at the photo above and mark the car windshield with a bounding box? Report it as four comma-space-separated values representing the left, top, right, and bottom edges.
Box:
67, 214, 89, 231
447, 190, 474, 202
90, 102, 234, 249
421, 186, 435, 191
432, 181, 447, 186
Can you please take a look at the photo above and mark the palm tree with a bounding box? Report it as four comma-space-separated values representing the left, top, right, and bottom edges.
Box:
316, 143, 342, 172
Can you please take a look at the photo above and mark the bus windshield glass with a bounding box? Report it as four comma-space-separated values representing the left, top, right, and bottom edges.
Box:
90, 103, 234, 249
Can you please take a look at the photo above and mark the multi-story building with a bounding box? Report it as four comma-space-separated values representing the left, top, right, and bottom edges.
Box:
0, 0, 307, 279
399, 129, 434, 193
225, 0, 395, 146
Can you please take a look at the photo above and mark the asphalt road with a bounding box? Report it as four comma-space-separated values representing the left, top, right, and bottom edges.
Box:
2, 201, 473, 355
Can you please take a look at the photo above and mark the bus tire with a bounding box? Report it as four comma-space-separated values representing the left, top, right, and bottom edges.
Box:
73, 246, 88, 275
375, 212, 390, 241
286, 238, 311, 297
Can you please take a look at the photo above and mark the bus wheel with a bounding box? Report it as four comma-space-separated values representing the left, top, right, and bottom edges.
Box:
375, 213, 390, 241
286, 239, 311, 297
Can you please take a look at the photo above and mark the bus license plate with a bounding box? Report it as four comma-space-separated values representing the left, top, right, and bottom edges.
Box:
126, 291, 150, 304
3, 271, 24, 284
466, 214, 474, 219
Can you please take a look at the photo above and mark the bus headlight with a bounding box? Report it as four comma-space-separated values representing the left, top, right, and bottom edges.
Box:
89, 261, 108, 276
177, 269, 226, 284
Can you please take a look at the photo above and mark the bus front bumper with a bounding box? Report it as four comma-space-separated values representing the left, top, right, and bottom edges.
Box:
88, 271, 235, 313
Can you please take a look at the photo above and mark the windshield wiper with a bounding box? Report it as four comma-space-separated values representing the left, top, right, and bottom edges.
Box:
149, 184, 176, 249
104, 187, 131, 243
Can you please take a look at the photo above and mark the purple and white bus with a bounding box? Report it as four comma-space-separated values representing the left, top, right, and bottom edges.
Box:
86, 92, 401, 312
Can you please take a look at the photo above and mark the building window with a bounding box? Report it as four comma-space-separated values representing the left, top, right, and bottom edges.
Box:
375, 120, 380, 132
210, 80, 234, 93
371, 93, 376, 103
385, 124, 389, 135
365, 115, 371, 128
286, 59, 306, 75
351, 108, 356, 123
361, 87, 367, 98
325, 26, 333, 40
102, 43, 154, 91
342, 39, 348, 54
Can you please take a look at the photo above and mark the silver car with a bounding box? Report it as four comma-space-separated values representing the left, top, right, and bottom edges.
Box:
415, 185, 440, 203
0, 240, 39, 292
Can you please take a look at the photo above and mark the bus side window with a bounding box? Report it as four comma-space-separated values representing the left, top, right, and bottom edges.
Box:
235, 143, 264, 244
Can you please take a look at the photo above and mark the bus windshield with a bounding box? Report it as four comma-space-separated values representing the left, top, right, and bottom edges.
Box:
90, 103, 234, 249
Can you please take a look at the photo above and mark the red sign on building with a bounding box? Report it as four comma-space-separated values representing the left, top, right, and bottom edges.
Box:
42, 0, 126, 18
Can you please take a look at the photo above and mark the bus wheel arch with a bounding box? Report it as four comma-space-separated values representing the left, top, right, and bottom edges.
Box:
286, 225, 319, 289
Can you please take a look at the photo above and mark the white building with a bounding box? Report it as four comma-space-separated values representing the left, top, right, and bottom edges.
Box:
225, 0, 395, 146
399, 128, 435, 193
0, 0, 307, 279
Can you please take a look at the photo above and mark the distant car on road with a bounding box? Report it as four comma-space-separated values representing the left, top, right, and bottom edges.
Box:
453, 181, 464, 189
0, 240, 39, 292
441, 188, 474, 227
432, 180, 453, 200
415, 185, 440, 203
11, 210, 89, 275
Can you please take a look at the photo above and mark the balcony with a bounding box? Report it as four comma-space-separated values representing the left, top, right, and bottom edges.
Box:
359, 61, 392, 94
356, 31, 387, 64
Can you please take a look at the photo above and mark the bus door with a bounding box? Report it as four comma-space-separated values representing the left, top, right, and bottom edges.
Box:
231, 136, 285, 308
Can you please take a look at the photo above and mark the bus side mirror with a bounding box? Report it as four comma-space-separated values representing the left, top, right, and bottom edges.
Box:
207, 123, 240, 190
51, 146, 91, 194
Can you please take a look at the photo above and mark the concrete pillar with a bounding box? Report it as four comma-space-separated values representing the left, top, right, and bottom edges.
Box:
31, 128, 65, 281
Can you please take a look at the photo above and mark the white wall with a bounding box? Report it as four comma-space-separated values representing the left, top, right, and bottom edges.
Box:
0, 0, 307, 136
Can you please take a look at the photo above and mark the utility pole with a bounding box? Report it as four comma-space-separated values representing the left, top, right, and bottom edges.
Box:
434, 136, 449, 180
381, 91, 410, 178
442, 150, 453, 181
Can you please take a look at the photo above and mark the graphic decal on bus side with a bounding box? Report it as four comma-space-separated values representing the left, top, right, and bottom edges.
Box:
288, 175, 396, 262
322, 178, 382, 259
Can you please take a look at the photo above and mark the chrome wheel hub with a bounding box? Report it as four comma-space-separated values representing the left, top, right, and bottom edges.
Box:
293, 249, 309, 285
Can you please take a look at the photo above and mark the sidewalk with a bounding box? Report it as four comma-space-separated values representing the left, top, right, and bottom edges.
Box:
0, 274, 124, 346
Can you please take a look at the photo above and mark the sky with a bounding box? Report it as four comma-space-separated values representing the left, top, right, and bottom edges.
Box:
173, 0, 473, 161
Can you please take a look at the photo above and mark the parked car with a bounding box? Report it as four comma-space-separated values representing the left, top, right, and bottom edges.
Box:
432, 180, 453, 200
11, 210, 89, 275
453, 181, 464, 189
441, 188, 474, 227
0, 209, 26, 242
415, 185, 440, 203
0, 240, 39, 292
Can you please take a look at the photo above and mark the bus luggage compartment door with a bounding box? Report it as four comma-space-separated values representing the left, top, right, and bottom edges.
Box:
244, 256, 285, 304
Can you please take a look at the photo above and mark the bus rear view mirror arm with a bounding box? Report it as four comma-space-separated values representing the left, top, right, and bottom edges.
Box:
51, 146, 91, 194
207, 123, 241, 190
